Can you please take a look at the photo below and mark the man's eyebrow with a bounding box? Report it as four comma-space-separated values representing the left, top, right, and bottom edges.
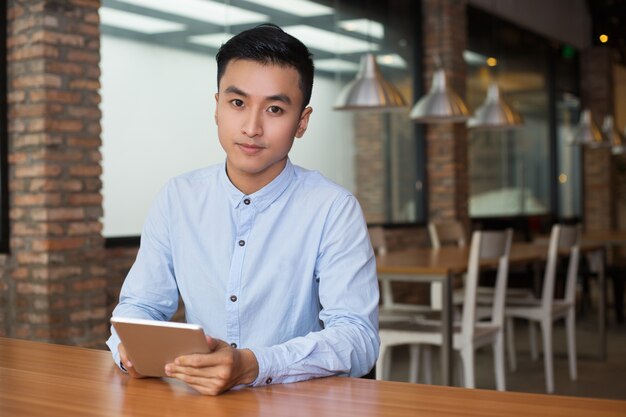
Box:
267, 94, 292, 105
223, 85, 292, 105
224, 85, 248, 96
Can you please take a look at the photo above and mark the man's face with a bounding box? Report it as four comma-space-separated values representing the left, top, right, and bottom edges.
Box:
215, 59, 312, 191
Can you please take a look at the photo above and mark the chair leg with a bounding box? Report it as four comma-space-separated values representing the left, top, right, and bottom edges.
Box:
529, 321, 538, 360
460, 347, 475, 389
409, 345, 420, 383
506, 316, 517, 371
423, 346, 433, 384
376, 342, 390, 380
566, 309, 578, 381
494, 332, 506, 391
540, 319, 554, 393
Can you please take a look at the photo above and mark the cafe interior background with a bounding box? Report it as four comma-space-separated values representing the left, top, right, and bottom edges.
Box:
2, 0, 626, 398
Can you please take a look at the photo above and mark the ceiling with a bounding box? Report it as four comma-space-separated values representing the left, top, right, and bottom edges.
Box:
587, 0, 626, 64
99, 0, 410, 76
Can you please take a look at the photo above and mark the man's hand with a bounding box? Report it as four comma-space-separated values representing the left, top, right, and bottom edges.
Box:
118, 343, 147, 379
164, 336, 259, 396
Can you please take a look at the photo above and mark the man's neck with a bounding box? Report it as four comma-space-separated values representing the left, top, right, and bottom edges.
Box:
226, 159, 287, 195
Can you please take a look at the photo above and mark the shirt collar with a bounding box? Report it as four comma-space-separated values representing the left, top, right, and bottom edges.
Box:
220, 159, 295, 211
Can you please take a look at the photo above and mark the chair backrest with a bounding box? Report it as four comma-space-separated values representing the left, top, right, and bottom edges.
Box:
368, 226, 387, 256
541, 224, 581, 309
428, 221, 466, 249
461, 229, 513, 338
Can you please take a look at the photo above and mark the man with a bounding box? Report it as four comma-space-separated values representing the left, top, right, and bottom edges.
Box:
106, 24, 379, 396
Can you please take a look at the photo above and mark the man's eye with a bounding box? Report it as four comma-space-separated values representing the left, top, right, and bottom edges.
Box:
231, 99, 244, 107
268, 106, 283, 114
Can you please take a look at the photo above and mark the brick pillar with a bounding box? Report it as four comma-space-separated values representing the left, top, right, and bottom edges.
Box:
355, 112, 386, 223
6, 0, 105, 346
580, 48, 614, 232
422, 0, 469, 225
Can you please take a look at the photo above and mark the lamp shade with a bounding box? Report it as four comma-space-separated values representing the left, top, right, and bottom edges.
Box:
602, 115, 625, 155
568, 109, 602, 147
333, 53, 407, 112
467, 82, 523, 130
410, 68, 470, 123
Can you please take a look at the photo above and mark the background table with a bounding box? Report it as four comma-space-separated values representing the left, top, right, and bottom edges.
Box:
376, 241, 607, 386
1, 338, 625, 417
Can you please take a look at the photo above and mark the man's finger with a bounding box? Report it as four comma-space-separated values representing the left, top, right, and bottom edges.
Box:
118, 343, 145, 379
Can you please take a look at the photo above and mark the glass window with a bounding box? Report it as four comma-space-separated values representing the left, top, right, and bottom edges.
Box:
100, 0, 419, 238
466, 7, 581, 221
466, 7, 552, 218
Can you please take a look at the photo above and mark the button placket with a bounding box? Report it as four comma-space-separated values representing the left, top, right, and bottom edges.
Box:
225, 195, 255, 350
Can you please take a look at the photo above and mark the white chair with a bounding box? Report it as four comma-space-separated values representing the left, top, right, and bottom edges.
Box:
428, 220, 467, 249
505, 224, 581, 394
428, 221, 467, 309
377, 229, 513, 391
371, 226, 434, 324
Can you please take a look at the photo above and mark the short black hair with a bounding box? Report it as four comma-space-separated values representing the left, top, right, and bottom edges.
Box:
216, 24, 314, 110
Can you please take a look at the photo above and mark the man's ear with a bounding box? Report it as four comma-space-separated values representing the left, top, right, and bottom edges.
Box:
214, 93, 219, 125
295, 106, 313, 138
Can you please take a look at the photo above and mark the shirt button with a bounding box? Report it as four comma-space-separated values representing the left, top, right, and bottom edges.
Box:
230, 343, 237, 348
265, 377, 272, 384
230, 295, 237, 302
238, 240, 245, 246
243, 198, 251, 205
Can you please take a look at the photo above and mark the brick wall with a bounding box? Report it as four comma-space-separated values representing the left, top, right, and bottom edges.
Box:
422, 0, 470, 226
580, 48, 615, 232
4, 0, 106, 347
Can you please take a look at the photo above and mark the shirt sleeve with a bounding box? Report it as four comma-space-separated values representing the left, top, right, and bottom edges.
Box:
106, 182, 181, 366
248, 194, 380, 386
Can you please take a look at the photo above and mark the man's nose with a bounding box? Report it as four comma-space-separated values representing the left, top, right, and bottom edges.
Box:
241, 110, 263, 137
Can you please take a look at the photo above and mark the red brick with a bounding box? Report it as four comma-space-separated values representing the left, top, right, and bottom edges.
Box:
68, 221, 102, 235
17, 283, 49, 295
32, 237, 87, 252
46, 119, 84, 133
11, 74, 63, 89
66, 137, 101, 148
47, 208, 85, 221
12, 193, 61, 207
68, 79, 100, 91
13, 133, 63, 148
68, 193, 102, 205
15, 252, 50, 264
73, 279, 106, 292
66, 49, 99, 63
15, 164, 62, 178
69, 165, 102, 177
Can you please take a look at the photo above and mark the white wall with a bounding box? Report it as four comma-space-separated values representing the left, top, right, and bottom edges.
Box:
100, 35, 354, 237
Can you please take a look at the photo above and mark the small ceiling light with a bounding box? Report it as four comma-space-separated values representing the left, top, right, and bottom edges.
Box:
599, 34, 609, 43
486, 57, 497, 67
467, 82, 523, 130
334, 53, 407, 111
558, 174, 568, 184
568, 109, 603, 147
410, 67, 470, 123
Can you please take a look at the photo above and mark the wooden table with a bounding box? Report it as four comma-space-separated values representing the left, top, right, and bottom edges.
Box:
1, 338, 625, 417
376, 242, 606, 386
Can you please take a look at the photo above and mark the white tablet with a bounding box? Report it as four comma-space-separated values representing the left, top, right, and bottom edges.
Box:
111, 317, 210, 377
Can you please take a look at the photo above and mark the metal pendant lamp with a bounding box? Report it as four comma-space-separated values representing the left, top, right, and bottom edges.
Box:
467, 82, 523, 130
409, 67, 470, 123
334, 53, 407, 111
568, 109, 603, 147
602, 115, 626, 155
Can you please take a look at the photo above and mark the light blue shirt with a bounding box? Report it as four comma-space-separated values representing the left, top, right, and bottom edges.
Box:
106, 159, 379, 386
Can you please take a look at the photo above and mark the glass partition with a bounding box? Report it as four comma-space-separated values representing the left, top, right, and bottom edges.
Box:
100, 0, 420, 238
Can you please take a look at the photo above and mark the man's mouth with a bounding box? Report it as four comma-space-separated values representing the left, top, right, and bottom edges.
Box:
237, 142, 264, 155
